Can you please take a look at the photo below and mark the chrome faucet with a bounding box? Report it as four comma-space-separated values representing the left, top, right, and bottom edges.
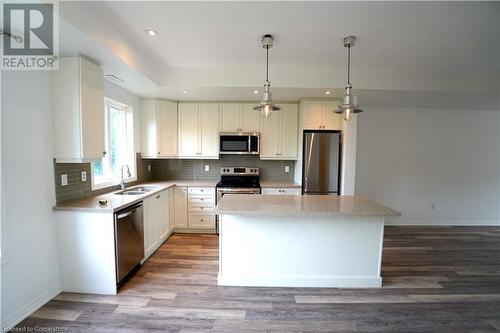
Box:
120, 164, 131, 191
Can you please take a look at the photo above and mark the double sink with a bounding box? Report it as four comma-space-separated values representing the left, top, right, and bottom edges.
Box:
115, 186, 159, 196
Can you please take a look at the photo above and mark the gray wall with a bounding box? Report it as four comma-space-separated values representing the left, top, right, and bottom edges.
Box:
1, 71, 61, 327
355, 107, 500, 225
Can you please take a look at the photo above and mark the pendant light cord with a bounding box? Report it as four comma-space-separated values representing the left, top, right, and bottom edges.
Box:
266, 45, 270, 83
347, 45, 351, 85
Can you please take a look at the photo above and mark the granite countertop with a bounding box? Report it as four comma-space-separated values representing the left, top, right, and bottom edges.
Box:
54, 180, 218, 213
214, 194, 401, 217
260, 180, 301, 188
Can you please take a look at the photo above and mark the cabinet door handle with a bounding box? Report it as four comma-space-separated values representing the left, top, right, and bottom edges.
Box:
156, 195, 160, 199
200, 219, 204, 222
103, 151, 107, 156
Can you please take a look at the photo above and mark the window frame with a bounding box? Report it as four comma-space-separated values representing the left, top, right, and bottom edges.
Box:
91, 98, 136, 191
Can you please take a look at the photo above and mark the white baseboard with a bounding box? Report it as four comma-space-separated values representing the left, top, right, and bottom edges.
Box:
218, 273, 382, 288
2, 284, 62, 330
386, 217, 500, 226
173, 228, 216, 234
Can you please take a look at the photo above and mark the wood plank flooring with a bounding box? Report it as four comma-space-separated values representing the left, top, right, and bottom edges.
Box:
17, 226, 500, 332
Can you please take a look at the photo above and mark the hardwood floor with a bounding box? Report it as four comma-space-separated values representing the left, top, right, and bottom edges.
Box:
17, 227, 500, 332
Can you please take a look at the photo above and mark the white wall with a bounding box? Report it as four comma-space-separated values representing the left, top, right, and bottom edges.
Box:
1, 71, 61, 328
355, 107, 500, 225
103, 80, 141, 152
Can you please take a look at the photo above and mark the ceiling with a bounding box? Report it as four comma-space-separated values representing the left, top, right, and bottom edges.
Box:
57, 1, 500, 109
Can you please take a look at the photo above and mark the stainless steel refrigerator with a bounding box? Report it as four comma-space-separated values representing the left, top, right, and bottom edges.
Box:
302, 131, 342, 195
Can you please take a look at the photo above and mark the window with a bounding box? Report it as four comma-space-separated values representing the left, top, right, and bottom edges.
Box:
92, 98, 136, 190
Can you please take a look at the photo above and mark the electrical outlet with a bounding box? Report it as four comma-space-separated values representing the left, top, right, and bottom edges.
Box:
204, 164, 210, 172
61, 174, 68, 186
284, 165, 290, 173
148, 164, 151, 172
81, 170, 87, 182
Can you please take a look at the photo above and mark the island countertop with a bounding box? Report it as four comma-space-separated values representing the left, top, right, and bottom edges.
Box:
214, 194, 401, 217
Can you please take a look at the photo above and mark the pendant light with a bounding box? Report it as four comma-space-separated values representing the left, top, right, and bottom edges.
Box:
335, 35, 363, 121
254, 34, 281, 118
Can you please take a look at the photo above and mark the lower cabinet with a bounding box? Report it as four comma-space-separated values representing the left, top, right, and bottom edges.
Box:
144, 187, 174, 259
261, 187, 301, 195
174, 186, 188, 228
173, 186, 216, 232
188, 187, 216, 229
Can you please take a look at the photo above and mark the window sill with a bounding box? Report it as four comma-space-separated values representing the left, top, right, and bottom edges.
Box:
92, 176, 137, 191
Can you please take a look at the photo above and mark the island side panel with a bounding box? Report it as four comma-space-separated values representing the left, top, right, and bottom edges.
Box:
56, 211, 117, 294
218, 214, 384, 288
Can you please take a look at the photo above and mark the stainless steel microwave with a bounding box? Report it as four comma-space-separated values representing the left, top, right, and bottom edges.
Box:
219, 133, 260, 155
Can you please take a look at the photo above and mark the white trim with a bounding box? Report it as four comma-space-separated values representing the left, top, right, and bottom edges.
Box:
1, 285, 62, 330
91, 174, 137, 191
218, 273, 382, 288
91, 97, 136, 191
386, 217, 500, 226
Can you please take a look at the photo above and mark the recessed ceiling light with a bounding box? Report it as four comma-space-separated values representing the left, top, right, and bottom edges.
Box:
325, 91, 331, 95
253, 90, 259, 94
145, 29, 158, 37
182, 90, 188, 94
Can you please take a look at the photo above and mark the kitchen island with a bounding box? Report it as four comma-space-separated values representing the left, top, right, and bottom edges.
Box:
214, 195, 400, 288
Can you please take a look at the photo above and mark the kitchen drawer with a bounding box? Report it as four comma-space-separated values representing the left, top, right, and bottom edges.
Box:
188, 204, 214, 213
188, 214, 215, 229
188, 187, 215, 196
188, 196, 215, 204
262, 188, 301, 195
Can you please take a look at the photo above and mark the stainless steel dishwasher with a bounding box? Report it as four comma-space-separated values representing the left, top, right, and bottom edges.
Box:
114, 202, 144, 284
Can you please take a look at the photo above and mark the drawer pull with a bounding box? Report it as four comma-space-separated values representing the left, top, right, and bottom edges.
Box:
200, 219, 204, 222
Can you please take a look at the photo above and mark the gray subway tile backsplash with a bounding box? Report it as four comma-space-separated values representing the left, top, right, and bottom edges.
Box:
54, 154, 295, 203
150, 155, 295, 182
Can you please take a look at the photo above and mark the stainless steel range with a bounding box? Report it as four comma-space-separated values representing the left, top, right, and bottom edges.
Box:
216, 167, 261, 202
215, 167, 261, 233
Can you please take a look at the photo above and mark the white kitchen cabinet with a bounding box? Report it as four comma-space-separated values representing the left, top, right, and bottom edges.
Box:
178, 103, 219, 158
174, 186, 188, 228
240, 103, 261, 132
219, 103, 260, 132
200, 104, 219, 157
260, 103, 298, 160
141, 99, 178, 158
261, 188, 301, 195
219, 103, 241, 132
188, 187, 216, 230
53, 56, 105, 163
301, 100, 341, 130
144, 188, 173, 259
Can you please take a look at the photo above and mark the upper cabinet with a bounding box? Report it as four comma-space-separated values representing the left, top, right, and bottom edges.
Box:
260, 103, 298, 160
178, 103, 219, 159
141, 99, 178, 158
301, 100, 341, 130
53, 56, 105, 163
219, 103, 260, 133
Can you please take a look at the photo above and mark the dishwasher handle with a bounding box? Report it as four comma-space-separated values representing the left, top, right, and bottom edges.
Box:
117, 210, 136, 219
115, 202, 143, 220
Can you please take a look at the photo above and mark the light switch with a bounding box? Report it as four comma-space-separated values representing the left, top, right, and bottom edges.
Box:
81, 170, 87, 182
204, 164, 210, 172
61, 174, 68, 186
284, 165, 290, 173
